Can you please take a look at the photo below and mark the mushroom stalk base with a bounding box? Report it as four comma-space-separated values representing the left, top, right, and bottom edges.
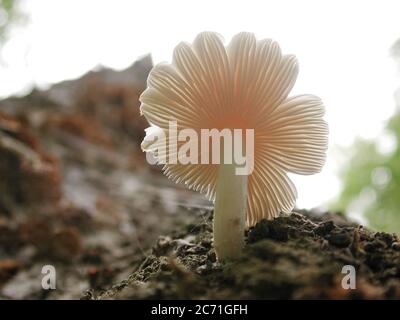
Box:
213, 164, 248, 262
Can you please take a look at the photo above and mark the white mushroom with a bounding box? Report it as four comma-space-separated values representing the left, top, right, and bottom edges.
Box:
140, 32, 328, 261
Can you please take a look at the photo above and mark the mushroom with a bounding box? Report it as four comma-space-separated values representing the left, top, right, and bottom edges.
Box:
140, 32, 328, 261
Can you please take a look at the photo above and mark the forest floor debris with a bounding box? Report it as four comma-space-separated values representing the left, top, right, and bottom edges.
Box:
97, 209, 400, 300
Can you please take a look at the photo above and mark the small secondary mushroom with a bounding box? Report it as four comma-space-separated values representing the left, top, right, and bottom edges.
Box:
140, 32, 328, 261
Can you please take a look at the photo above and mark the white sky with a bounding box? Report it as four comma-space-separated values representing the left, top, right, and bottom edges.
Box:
1, 0, 400, 210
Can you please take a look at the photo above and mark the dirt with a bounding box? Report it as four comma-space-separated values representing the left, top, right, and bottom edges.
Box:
95, 210, 400, 300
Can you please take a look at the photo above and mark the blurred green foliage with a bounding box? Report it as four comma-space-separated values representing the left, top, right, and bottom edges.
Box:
332, 40, 400, 233
332, 118, 400, 233
0, 0, 24, 43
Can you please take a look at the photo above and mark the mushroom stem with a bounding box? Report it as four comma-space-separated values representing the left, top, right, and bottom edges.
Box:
213, 163, 247, 261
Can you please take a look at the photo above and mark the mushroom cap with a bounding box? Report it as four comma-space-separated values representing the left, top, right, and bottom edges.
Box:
140, 32, 328, 226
